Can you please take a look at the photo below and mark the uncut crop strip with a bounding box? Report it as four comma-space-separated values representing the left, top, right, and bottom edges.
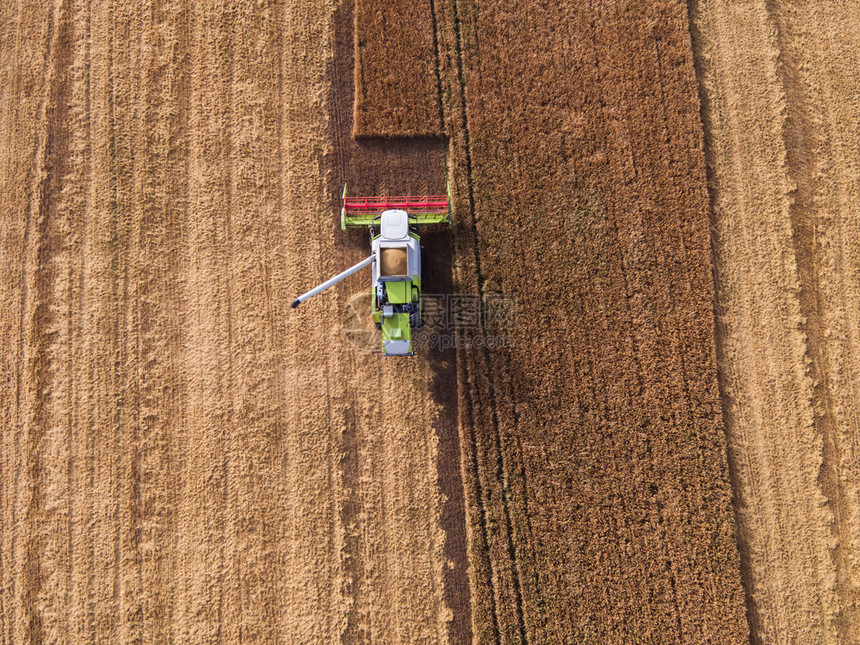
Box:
434, 0, 749, 641
353, 0, 443, 137
689, 1, 860, 642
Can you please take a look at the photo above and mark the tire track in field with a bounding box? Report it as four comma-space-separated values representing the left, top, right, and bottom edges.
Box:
110, 4, 189, 637
16, 1, 74, 641
766, 3, 860, 639
216, 4, 238, 637
70, 2, 106, 639
689, 1, 860, 642
90, 2, 125, 638
0, 0, 56, 639
39, 0, 98, 640
176, 3, 232, 639
126, 2, 189, 639
0, 2, 17, 635
61, 2, 96, 640
107, 4, 146, 639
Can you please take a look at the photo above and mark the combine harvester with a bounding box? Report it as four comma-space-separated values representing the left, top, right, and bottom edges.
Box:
291, 185, 450, 356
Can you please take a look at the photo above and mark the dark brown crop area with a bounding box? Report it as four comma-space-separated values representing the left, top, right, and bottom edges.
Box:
353, 0, 443, 137
423, 0, 749, 640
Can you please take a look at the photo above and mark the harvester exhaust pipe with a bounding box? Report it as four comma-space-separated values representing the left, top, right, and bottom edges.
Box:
291, 254, 376, 308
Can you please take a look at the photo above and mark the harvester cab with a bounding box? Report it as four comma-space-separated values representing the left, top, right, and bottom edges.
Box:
291, 184, 450, 356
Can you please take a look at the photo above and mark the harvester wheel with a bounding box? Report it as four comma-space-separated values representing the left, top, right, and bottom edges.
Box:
411, 310, 423, 329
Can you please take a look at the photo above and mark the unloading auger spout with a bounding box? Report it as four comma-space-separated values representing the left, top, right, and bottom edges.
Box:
290, 254, 376, 308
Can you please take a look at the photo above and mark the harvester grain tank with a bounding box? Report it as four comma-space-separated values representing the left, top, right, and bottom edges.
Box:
291, 185, 450, 356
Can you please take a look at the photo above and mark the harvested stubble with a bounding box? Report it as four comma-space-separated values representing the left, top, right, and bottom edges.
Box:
353, 0, 443, 137
690, 1, 860, 642
0, 0, 464, 642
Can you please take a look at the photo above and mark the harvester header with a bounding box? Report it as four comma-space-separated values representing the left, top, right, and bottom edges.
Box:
341, 183, 451, 229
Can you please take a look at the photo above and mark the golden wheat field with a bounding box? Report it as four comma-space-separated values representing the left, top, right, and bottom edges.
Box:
2, 1, 859, 643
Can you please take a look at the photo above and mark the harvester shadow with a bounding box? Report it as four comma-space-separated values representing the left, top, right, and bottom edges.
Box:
423, 225, 473, 643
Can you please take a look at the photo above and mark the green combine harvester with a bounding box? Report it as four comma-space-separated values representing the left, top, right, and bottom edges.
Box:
291, 185, 450, 356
